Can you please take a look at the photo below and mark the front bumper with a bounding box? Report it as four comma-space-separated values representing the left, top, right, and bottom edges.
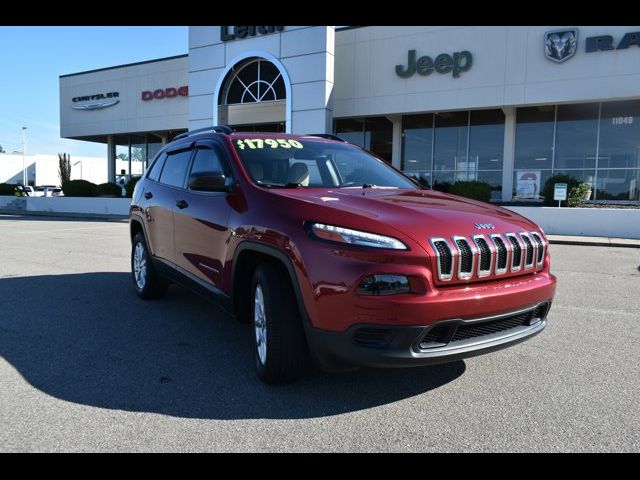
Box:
304, 301, 551, 371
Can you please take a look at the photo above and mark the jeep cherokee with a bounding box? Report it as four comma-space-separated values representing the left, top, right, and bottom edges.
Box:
129, 126, 557, 384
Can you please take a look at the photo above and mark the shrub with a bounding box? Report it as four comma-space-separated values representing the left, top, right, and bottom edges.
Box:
0, 183, 17, 196
449, 181, 492, 202
61, 180, 98, 197
125, 176, 141, 198
432, 181, 452, 193
567, 182, 591, 207
540, 174, 580, 206
97, 182, 123, 197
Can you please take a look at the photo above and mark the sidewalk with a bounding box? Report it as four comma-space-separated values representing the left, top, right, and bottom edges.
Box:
547, 235, 640, 248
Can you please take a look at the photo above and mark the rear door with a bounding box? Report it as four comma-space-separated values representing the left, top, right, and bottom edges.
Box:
173, 140, 233, 288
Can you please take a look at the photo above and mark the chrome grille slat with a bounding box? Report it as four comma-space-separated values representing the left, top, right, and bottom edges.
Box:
530, 232, 545, 267
490, 234, 509, 275
453, 236, 475, 280
520, 232, 535, 270
430, 238, 454, 281
505, 233, 522, 272
472, 235, 493, 278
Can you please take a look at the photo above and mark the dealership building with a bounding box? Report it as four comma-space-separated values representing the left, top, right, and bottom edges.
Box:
60, 26, 640, 202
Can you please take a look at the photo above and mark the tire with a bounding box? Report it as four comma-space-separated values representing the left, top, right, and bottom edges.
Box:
251, 262, 307, 384
131, 231, 168, 299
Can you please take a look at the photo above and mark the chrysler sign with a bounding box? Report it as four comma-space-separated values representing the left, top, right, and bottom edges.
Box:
71, 92, 119, 110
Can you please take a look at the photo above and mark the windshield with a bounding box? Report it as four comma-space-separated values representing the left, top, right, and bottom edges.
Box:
232, 136, 418, 189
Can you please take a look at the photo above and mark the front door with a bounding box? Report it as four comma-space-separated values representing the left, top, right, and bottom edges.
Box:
173, 141, 233, 288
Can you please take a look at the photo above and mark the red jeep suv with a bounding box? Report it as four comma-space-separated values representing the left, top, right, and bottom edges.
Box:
129, 126, 556, 384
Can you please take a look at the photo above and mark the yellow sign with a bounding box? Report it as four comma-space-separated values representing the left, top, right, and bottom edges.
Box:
236, 138, 304, 150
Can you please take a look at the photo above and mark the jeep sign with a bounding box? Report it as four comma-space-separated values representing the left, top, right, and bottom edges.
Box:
396, 49, 473, 79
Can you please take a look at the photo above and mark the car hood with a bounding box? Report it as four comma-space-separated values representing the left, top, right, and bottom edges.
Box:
270, 187, 539, 245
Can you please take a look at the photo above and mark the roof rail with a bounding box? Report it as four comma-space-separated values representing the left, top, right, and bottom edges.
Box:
173, 125, 233, 141
305, 133, 348, 142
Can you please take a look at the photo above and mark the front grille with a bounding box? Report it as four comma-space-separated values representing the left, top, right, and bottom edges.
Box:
429, 231, 545, 282
418, 303, 549, 350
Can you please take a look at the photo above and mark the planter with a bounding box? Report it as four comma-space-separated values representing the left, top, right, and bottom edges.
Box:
506, 206, 640, 239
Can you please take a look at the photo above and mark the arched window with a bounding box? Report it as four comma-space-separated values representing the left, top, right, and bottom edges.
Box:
220, 57, 286, 105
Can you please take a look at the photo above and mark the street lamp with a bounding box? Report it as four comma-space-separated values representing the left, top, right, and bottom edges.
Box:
21, 127, 27, 186
73, 160, 83, 179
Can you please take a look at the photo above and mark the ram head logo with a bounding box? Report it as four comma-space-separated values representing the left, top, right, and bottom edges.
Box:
545, 29, 578, 63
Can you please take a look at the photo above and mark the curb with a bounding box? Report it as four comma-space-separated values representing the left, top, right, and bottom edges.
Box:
548, 236, 640, 248
0, 210, 128, 222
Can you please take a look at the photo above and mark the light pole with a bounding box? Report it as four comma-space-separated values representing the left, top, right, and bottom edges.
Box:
21, 127, 27, 186
73, 160, 83, 179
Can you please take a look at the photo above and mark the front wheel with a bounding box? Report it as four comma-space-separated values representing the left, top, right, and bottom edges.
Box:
251, 262, 307, 384
131, 231, 168, 299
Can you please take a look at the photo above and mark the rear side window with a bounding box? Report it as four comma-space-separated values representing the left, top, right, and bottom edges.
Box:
146, 153, 167, 182
159, 150, 193, 188
190, 147, 226, 176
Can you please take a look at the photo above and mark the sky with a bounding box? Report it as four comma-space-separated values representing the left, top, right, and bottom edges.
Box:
0, 26, 188, 159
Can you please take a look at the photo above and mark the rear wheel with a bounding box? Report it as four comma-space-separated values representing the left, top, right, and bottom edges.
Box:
131, 231, 168, 299
251, 262, 307, 384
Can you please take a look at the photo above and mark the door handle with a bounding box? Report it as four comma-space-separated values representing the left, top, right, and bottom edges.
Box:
144, 191, 153, 200
176, 199, 189, 209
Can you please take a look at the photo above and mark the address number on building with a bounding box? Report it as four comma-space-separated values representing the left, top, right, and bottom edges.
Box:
612, 116, 634, 125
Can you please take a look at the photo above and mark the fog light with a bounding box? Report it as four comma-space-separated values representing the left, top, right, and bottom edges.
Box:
357, 275, 411, 296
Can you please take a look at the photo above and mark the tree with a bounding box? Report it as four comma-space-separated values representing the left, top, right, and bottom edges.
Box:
58, 153, 72, 185
0, 145, 5, 153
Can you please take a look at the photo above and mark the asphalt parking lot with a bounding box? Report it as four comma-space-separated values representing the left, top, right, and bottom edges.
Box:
0, 214, 639, 452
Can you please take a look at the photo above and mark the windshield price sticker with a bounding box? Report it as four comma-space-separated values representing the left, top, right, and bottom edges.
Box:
236, 139, 304, 150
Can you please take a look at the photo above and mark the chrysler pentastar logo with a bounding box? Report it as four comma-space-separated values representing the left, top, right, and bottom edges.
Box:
545, 28, 578, 63
474, 223, 495, 230
71, 92, 120, 110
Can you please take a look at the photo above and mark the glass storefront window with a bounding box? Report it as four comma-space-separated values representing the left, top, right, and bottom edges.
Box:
554, 103, 599, 170
130, 135, 146, 176
401, 114, 433, 187
334, 116, 393, 163
365, 117, 393, 163
433, 111, 468, 172
514, 106, 555, 171
469, 109, 505, 171
598, 100, 640, 170
514, 100, 640, 201
335, 118, 366, 148
147, 137, 163, 165
476, 170, 503, 200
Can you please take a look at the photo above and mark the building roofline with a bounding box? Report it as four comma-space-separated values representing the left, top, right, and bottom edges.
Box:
335, 26, 367, 31
59, 54, 188, 78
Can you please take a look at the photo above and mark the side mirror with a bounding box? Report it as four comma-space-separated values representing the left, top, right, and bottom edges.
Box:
187, 171, 232, 192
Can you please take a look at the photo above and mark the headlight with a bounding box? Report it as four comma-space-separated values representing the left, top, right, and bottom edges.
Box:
309, 223, 407, 250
